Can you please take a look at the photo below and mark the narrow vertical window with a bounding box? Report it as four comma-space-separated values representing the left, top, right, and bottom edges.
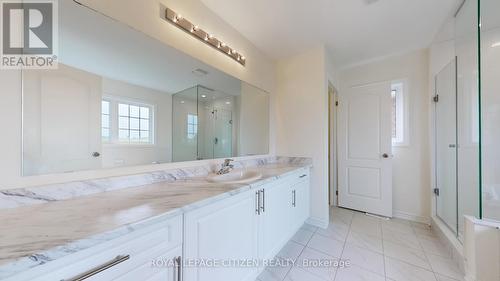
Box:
187, 114, 198, 139
391, 82, 408, 146
101, 100, 110, 142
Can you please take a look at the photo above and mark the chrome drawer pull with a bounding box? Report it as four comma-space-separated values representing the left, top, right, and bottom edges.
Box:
292, 190, 296, 207
64, 255, 130, 281
260, 189, 265, 213
255, 190, 260, 215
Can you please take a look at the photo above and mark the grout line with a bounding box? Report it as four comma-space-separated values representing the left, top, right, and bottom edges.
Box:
280, 225, 315, 281
332, 209, 354, 281
413, 223, 440, 281
381, 218, 388, 280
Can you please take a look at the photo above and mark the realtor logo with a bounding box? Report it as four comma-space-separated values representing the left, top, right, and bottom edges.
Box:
1, 0, 58, 69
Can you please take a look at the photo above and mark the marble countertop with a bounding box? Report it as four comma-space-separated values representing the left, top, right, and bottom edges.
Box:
0, 162, 310, 279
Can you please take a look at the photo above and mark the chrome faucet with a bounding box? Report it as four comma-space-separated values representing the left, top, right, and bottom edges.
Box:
216, 159, 234, 175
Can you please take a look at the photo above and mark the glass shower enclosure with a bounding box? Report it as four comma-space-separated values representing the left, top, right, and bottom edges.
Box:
172, 85, 234, 162
434, 0, 500, 240
479, 0, 500, 222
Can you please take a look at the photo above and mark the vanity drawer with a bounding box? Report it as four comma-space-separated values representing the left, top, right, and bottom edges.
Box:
9, 215, 182, 281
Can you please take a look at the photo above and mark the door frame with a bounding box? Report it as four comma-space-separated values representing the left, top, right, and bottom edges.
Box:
328, 82, 339, 207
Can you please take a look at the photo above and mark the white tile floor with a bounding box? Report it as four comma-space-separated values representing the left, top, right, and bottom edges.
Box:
257, 207, 465, 281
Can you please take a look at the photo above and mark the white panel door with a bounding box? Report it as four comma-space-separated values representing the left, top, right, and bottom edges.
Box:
338, 82, 393, 217
23, 64, 102, 174
183, 191, 259, 281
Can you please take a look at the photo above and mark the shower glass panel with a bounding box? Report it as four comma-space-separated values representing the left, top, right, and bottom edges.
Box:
172, 86, 199, 162
456, 0, 480, 237
172, 85, 234, 161
434, 0, 481, 240
480, 0, 500, 221
213, 108, 233, 159
435, 60, 458, 233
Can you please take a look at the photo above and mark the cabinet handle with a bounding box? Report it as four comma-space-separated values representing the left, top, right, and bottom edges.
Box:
299, 174, 307, 178
263, 189, 266, 213
255, 190, 260, 215
63, 255, 130, 281
173, 256, 177, 281
175, 256, 182, 281
292, 190, 296, 207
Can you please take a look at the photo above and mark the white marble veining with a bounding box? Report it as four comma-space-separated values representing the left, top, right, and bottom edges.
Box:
0, 156, 311, 209
0, 156, 311, 279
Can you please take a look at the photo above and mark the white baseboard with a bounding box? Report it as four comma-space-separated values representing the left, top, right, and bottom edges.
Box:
306, 216, 329, 229
393, 210, 430, 224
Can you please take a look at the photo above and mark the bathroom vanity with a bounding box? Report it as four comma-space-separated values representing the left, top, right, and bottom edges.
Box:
0, 158, 311, 281
0, 2, 311, 280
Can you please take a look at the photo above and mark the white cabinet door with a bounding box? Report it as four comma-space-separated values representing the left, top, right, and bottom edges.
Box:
291, 174, 310, 231
258, 182, 294, 261
183, 191, 259, 281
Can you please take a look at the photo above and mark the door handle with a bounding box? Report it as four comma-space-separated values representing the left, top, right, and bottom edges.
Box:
382, 153, 389, 158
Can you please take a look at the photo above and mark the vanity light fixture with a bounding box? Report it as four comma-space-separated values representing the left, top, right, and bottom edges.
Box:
165, 7, 246, 66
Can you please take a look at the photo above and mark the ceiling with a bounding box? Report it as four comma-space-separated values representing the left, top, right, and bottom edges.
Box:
60, 0, 242, 95
200, 0, 461, 67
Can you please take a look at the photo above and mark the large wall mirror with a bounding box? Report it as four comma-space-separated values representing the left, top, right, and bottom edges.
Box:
22, 1, 270, 176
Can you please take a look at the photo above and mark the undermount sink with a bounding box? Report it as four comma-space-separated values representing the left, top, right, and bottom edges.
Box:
206, 170, 263, 184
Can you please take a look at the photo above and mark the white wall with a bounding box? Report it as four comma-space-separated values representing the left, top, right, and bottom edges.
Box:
102, 78, 172, 167
339, 49, 431, 222
238, 82, 270, 156
275, 46, 332, 227
0, 0, 275, 190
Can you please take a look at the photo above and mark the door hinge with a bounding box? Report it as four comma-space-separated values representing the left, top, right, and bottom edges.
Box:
433, 95, 439, 103
335, 190, 339, 196
335, 101, 339, 106
433, 188, 440, 196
